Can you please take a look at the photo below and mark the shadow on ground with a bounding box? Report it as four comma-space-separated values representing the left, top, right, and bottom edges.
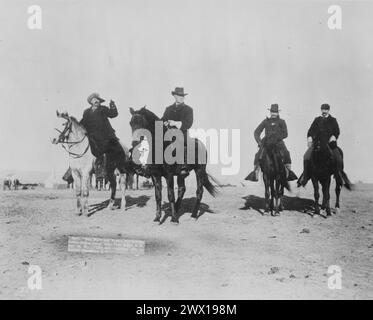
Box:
161, 197, 215, 222
240, 195, 315, 216
88, 195, 151, 216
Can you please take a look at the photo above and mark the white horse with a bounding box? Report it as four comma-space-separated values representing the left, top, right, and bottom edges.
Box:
52, 111, 129, 216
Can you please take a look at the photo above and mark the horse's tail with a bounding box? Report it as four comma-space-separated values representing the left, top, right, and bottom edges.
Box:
341, 171, 353, 191
202, 171, 220, 197
283, 178, 291, 192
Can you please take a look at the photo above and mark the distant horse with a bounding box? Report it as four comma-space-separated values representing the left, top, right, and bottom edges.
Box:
125, 172, 139, 190
129, 106, 219, 224
3, 176, 20, 190
260, 139, 291, 216
308, 135, 352, 217
52, 111, 129, 215
12, 178, 20, 190
62, 167, 74, 189
3, 177, 12, 190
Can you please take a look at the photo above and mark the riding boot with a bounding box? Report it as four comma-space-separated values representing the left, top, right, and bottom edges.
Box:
285, 164, 298, 181
245, 165, 260, 181
297, 160, 310, 187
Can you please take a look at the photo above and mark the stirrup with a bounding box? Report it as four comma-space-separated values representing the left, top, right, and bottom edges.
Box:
297, 173, 306, 187
245, 171, 258, 182
287, 170, 298, 181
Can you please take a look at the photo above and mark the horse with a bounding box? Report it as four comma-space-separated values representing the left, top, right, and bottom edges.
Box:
260, 138, 290, 216
3, 177, 12, 190
308, 135, 352, 217
125, 172, 139, 190
12, 178, 20, 190
62, 167, 74, 189
52, 111, 129, 215
129, 106, 219, 224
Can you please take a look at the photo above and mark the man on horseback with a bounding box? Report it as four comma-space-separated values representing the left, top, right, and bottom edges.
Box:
297, 103, 345, 187
246, 104, 297, 182
80, 93, 127, 170
162, 87, 194, 177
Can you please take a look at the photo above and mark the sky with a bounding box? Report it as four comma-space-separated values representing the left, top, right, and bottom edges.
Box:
1, 0, 373, 183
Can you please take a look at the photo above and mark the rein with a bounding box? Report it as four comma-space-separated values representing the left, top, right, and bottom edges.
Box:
55, 120, 90, 158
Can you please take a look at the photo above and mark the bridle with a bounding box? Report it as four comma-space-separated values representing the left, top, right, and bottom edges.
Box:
54, 119, 90, 158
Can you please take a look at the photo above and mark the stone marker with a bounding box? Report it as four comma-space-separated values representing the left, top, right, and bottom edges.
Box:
68, 236, 145, 255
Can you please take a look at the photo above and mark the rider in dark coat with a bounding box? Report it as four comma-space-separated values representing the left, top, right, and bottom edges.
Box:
246, 104, 297, 182
162, 87, 194, 177
80, 93, 126, 169
297, 103, 344, 187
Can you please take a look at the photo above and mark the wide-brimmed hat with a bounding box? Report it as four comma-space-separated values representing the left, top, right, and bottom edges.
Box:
87, 93, 105, 105
268, 104, 280, 113
321, 103, 330, 110
171, 87, 188, 97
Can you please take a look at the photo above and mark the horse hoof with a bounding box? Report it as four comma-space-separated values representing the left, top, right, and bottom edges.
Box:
191, 214, 198, 220
272, 212, 280, 217
154, 217, 160, 222
170, 218, 179, 224
335, 208, 340, 215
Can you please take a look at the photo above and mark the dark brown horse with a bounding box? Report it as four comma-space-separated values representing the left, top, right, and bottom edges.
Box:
129, 106, 219, 224
308, 135, 352, 217
260, 138, 290, 216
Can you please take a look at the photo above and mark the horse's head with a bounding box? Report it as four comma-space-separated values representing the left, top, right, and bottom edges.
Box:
52, 110, 85, 144
129, 106, 150, 133
312, 134, 331, 161
129, 105, 160, 146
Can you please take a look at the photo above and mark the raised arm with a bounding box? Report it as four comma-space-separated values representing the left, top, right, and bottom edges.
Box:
102, 100, 118, 118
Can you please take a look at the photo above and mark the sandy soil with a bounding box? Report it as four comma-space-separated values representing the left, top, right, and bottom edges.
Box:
0, 181, 372, 300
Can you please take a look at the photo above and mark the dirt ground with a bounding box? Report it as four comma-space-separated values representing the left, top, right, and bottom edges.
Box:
0, 181, 372, 300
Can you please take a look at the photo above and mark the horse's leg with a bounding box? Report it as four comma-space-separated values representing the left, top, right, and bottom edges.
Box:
136, 174, 139, 190
279, 183, 285, 211
191, 168, 204, 219
119, 173, 127, 210
107, 167, 117, 210
322, 177, 331, 216
273, 180, 280, 216
270, 179, 276, 216
152, 175, 162, 222
263, 175, 270, 213
311, 178, 320, 216
335, 180, 342, 214
81, 173, 90, 216
166, 175, 178, 224
175, 175, 186, 213
71, 170, 82, 215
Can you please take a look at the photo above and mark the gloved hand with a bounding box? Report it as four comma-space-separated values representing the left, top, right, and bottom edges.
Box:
307, 136, 313, 148
329, 141, 337, 149
329, 135, 336, 142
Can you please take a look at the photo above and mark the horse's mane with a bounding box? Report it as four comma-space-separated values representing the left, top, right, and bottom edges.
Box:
69, 116, 87, 133
137, 107, 160, 122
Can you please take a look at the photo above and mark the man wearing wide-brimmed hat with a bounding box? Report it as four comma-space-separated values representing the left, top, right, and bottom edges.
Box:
245, 104, 297, 182
80, 93, 126, 167
162, 87, 194, 177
